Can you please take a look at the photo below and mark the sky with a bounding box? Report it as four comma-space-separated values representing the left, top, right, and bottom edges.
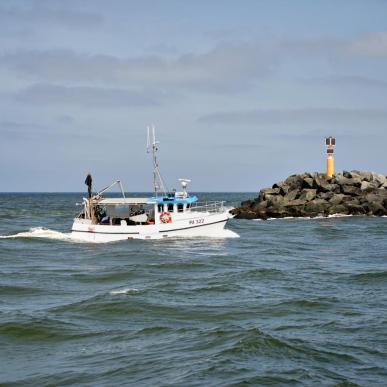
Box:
0, 0, 387, 192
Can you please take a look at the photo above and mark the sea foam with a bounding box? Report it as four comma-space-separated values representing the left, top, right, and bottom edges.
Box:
0, 227, 85, 243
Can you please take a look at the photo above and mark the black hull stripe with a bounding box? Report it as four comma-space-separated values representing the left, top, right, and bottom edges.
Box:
71, 219, 228, 236
71, 229, 140, 235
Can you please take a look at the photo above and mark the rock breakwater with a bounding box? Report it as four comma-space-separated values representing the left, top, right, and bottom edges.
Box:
233, 171, 387, 219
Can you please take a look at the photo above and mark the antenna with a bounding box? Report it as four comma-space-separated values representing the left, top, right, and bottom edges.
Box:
146, 125, 168, 197
146, 126, 150, 153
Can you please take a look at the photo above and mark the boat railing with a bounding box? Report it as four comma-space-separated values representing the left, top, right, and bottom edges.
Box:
188, 201, 225, 213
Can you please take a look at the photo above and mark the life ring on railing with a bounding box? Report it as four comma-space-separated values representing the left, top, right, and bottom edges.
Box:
160, 211, 172, 223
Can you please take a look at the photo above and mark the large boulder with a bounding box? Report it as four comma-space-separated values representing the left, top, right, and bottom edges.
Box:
284, 174, 304, 191
266, 206, 288, 218
341, 185, 362, 196
299, 189, 317, 202
319, 191, 335, 201
334, 174, 362, 187
360, 181, 379, 191
302, 177, 315, 189
314, 174, 334, 192
266, 195, 285, 207
359, 171, 374, 182
272, 181, 290, 195
371, 172, 386, 187
261, 187, 280, 195
345, 170, 363, 180
333, 174, 351, 186
236, 210, 257, 219
286, 189, 299, 201
316, 181, 337, 193
363, 191, 387, 203
251, 200, 268, 211
304, 199, 329, 215
328, 204, 349, 215
240, 199, 254, 209
259, 188, 280, 202
345, 203, 366, 215
283, 199, 307, 207
364, 202, 386, 216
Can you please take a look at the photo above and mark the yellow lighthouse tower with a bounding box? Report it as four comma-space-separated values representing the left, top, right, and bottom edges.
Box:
325, 136, 336, 177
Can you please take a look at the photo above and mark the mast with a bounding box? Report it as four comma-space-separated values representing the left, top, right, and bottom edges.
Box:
147, 125, 167, 197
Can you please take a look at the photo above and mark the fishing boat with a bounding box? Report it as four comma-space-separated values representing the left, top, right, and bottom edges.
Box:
71, 127, 237, 242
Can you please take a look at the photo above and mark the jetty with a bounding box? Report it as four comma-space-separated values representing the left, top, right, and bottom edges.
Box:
233, 171, 387, 219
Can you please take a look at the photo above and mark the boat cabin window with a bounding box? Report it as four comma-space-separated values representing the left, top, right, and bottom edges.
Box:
168, 203, 174, 212
158, 204, 163, 213
187, 203, 191, 209
177, 204, 184, 212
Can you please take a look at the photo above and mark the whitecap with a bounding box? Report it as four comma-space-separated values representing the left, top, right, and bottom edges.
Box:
327, 214, 354, 218
109, 288, 139, 295
0, 227, 90, 243
0, 227, 72, 240
252, 214, 356, 221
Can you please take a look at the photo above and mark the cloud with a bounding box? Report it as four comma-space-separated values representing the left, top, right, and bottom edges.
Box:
15, 83, 161, 108
1, 32, 387, 100
0, 43, 276, 93
197, 107, 387, 128
306, 75, 387, 90
0, 119, 99, 142
0, 120, 45, 136
56, 114, 75, 125
348, 32, 387, 58
0, 2, 103, 30
278, 33, 387, 61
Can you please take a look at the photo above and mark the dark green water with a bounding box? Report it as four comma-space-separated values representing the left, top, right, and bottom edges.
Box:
1, 193, 387, 386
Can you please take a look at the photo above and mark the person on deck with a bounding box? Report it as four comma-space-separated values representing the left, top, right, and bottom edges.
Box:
85, 173, 92, 198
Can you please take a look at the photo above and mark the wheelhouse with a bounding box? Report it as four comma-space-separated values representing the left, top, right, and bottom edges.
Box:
77, 192, 199, 227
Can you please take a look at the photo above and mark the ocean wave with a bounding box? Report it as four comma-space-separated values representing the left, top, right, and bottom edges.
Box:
243, 267, 284, 279
0, 284, 42, 295
192, 284, 236, 293
215, 326, 361, 367
146, 261, 207, 269
0, 317, 96, 341
274, 297, 337, 310
50, 295, 140, 315
350, 271, 387, 282
218, 327, 298, 357
73, 271, 136, 283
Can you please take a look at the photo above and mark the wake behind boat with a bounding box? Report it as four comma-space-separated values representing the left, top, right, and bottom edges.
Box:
71, 127, 237, 242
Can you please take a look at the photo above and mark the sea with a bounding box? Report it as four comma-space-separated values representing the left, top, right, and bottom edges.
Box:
1, 192, 387, 386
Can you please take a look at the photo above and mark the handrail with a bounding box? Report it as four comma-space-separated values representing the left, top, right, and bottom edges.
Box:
188, 201, 225, 213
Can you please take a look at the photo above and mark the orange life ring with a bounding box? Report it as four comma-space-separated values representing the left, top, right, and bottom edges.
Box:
160, 211, 172, 223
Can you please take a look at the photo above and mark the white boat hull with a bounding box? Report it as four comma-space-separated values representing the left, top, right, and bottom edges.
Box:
71, 211, 237, 242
